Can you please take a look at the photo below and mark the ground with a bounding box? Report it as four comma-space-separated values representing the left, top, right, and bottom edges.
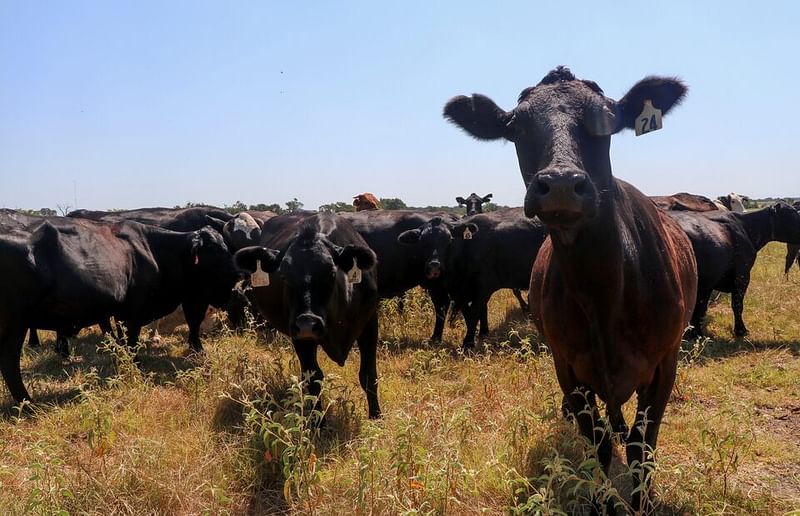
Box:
1, 242, 799, 515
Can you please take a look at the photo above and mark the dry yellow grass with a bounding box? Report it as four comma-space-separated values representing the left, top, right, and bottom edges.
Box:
1, 242, 799, 514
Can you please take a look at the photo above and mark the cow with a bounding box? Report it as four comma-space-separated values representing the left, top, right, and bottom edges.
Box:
234, 212, 381, 419
443, 66, 697, 512
339, 210, 458, 342
650, 192, 722, 212
352, 193, 380, 211
670, 202, 800, 337
67, 206, 234, 233
455, 192, 493, 216
784, 201, 800, 275
717, 193, 748, 212
0, 218, 239, 404
398, 208, 546, 349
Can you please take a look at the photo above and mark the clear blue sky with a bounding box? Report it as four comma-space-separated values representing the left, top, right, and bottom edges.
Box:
1, 1, 798, 211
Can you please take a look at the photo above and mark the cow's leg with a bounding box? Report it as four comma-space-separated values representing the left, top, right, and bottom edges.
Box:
511, 288, 529, 313
607, 405, 629, 441
125, 323, 142, 349
689, 288, 711, 338
357, 314, 381, 419
182, 301, 209, 352
99, 319, 114, 338
478, 301, 489, 338
427, 286, 449, 343
27, 328, 40, 348
54, 333, 70, 358
785, 245, 800, 274
460, 302, 479, 349
626, 355, 677, 514
1, 326, 30, 404
732, 273, 750, 337
292, 340, 324, 421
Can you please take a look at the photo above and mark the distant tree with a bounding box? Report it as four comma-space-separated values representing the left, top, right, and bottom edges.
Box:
56, 204, 72, 216
37, 208, 57, 216
224, 201, 248, 214
248, 203, 284, 214
285, 198, 304, 212
319, 201, 356, 213
379, 197, 406, 210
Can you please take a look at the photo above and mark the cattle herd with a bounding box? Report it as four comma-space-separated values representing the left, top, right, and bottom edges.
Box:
2, 66, 800, 512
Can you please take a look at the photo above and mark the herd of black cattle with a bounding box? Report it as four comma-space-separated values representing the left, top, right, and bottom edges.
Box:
2, 66, 800, 511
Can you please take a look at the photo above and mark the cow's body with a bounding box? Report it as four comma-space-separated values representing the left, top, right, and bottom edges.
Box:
650, 192, 722, 212
444, 66, 696, 512
670, 203, 800, 337
339, 210, 458, 342
0, 218, 238, 403
68, 206, 233, 233
235, 212, 381, 418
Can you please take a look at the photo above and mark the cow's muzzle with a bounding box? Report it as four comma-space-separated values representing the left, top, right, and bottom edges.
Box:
291, 313, 325, 340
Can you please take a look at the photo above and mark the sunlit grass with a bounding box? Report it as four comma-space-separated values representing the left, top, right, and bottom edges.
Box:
1, 242, 798, 514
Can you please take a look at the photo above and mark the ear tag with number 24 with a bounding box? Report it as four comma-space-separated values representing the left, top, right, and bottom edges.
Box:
635, 99, 663, 136
251, 259, 270, 288
347, 259, 362, 284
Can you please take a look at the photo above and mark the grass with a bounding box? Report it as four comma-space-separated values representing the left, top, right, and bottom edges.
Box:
1, 242, 799, 514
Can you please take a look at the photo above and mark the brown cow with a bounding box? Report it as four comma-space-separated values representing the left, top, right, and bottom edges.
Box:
650, 192, 722, 212
444, 66, 697, 513
353, 193, 380, 211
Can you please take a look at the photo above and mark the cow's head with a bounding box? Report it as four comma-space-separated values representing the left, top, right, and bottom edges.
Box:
222, 212, 262, 251
188, 227, 239, 307
456, 193, 492, 216
768, 202, 800, 244
444, 66, 687, 235
353, 193, 380, 211
398, 217, 477, 280
234, 224, 375, 341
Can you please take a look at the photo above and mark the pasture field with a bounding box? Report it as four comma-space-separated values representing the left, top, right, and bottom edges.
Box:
1, 242, 799, 515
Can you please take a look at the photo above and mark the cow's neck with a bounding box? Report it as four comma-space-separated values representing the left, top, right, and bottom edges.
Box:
140, 226, 190, 278
738, 209, 774, 251
547, 179, 624, 303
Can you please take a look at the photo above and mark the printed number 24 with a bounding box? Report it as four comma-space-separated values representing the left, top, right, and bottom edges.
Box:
640, 115, 657, 133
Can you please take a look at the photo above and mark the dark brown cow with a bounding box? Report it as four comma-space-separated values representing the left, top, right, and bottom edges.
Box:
352, 193, 380, 211
650, 192, 722, 212
444, 66, 697, 512
785, 201, 800, 274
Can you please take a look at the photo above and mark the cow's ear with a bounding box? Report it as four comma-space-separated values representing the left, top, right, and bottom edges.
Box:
397, 229, 421, 245
443, 94, 513, 141
616, 76, 688, 132
190, 233, 203, 264
205, 215, 227, 233
455, 197, 466, 206
482, 193, 493, 203
234, 246, 281, 273
335, 245, 376, 271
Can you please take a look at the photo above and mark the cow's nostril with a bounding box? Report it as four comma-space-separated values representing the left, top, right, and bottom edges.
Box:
536, 178, 551, 195
574, 178, 587, 196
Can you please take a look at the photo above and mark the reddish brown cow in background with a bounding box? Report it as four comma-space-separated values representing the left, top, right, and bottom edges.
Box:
353, 193, 380, 211
444, 66, 697, 513
650, 192, 722, 212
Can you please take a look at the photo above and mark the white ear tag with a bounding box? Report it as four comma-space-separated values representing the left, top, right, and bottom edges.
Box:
251, 259, 270, 287
463, 227, 473, 240
347, 258, 362, 284
635, 99, 663, 136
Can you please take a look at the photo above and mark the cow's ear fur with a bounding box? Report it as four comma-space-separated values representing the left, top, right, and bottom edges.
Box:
234, 246, 281, 273
443, 94, 513, 141
397, 229, 422, 245
482, 193, 493, 203
335, 245, 376, 271
616, 76, 688, 132
205, 215, 227, 233
455, 197, 466, 205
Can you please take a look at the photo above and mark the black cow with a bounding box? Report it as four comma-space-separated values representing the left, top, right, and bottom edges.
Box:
785, 202, 800, 275
444, 66, 697, 512
0, 218, 238, 403
339, 210, 458, 343
455, 193, 493, 216
234, 212, 381, 418
68, 206, 233, 233
398, 208, 546, 349
221, 211, 277, 252
669, 202, 800, 337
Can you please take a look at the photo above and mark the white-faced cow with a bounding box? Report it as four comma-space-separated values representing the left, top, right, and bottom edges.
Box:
443, 66, 697, 512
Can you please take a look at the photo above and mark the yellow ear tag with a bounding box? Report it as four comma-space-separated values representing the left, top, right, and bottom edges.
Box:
347, 258, 362, 284
251, 259, 270, 287
635, 99, 663, 136
463, 227, 473, 240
